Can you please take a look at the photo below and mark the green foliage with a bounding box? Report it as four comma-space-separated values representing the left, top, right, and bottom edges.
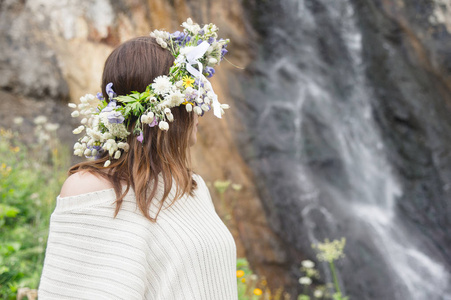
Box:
0, 127, 68, 299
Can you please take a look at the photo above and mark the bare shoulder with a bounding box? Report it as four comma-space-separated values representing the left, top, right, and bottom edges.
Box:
59, 171, 114, 198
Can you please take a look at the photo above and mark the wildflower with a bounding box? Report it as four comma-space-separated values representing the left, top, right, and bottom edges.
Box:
10, 146, 20, 153
152, 75, 172, 95
34, 115, 47, 124
149, 118, 158, 127
114, 150, 121, 159
312, 238, 346, 262
241, 278, 246, 283
73, 126, 85, 134
236, 270, 245, 278
193, 106, 203, 115
301, 260, 315, 269
159, 121, 169, 131
107, 111, 125, 124
104, 160, 111, 167
137, 132, 143, 143
13, 117, 24, 125
314, 290, 323, 298
167, 113, 174, 122
68, 103, 77, 108
101, 101, 117, 113
71, 111, 80, 118
214, 180, 231, 194
182, 75, 195, 88
45, 123, 60, 131
253, 288, 263, 296
204, 66, 215, 78
299, 277, 312, 285
106, 82, 116, 99
186, 103, 193, 112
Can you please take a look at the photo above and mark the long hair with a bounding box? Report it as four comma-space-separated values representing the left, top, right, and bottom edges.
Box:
69, 36, 197, 222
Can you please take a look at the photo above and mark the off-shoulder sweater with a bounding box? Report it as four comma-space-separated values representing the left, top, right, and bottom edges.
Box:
38, 174, 237, 300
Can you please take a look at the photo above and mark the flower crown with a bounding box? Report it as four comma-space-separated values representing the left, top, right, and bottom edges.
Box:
69, 18, 230, 167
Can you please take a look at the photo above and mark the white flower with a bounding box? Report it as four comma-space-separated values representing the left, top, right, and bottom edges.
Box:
147, 96, 158, 103
118, 142, 129, 152
201, 104, 210, 111
114, 150, 121, 159
71, 111, 80, 118
68, 103, 77, 108
104, 160, 111, 167
299, 277, 312, 285
80, 118, 88, 124
165, 91, 185, 107
84, 149, 92, 156
74, 142, 83, 150
74, 149, 83, 156
194, 106, 203, 115
301, 260, 315, 269
152, 76, 172, 95
220, 103, 230, 110
204, 97, 211, 104
314, 290, 323, 298
91, 149, 98, 156
167, 113, 174, 122
45, 123, 59, 131
13, 117, 24, 125
159, 121, 169, 131
186, 103, 193, 112
141, 115, 150, 124
208, 57, 218, 66
164, 108, 171, 115
34, 115, 47, 125
72, 125, 85, 134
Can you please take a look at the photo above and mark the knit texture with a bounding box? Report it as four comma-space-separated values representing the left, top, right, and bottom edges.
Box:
38, 174, 237, 300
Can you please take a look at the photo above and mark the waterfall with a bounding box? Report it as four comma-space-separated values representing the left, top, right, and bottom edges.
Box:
240, 0, 451, 298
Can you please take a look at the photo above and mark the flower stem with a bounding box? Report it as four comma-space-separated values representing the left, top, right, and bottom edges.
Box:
329, 261, 342, 297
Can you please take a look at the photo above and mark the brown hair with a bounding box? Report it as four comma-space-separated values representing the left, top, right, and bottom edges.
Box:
69, 36, 197, 222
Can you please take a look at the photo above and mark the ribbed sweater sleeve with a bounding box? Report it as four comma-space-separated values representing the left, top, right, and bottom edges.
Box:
38, 174, 237, 300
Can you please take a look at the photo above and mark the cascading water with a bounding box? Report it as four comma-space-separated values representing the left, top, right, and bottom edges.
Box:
239, 0, 451, 298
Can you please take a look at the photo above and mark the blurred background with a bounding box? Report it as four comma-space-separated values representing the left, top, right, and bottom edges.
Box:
1, 0, 451, 299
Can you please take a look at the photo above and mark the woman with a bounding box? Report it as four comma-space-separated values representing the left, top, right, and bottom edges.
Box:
39, 19, 237, 299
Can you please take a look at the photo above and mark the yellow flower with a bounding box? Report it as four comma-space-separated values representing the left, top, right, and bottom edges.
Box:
10, 146, 20, 153
182, 75, 195, 88
236, 270, 245, 278
253, 288, 263, 296
241, 278, 246, 283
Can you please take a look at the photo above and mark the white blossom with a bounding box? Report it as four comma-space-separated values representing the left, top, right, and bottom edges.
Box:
104, 160, 111, 167
114, 150, 121, 159
80, 118, 88, 124
68, 103, 77, 108
152, 76, 172, 95
84, 149, 92, 156
91, 149, 98, 156
71, 111, 80, 118
159, 121, 169, 131
301, 260, 315, 269
74, 149, 83, 156
299, 277, 312, 285
186, 103, 193, 112
201, 104, 210, 111
167, 113, 174, 122
72, 125, 85, 134
194, 106, 203, 115
13, 117, 24, 125
314, 290, 323, 298
34, 115, 47, 125
220, 103, 230, 110
118, 142, 129, 152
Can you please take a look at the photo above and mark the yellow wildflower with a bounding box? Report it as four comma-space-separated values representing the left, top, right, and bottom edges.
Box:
10, 146, 20, 153
182, 75, 195, 88
253, 288, 263, 296
236, 270, 245, 278
241, 278, 246, 283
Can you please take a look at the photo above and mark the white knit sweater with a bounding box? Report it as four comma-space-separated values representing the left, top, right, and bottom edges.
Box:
38, 174, 237, 300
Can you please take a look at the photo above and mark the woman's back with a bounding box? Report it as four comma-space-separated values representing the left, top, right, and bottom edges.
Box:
39, 174, 237, 300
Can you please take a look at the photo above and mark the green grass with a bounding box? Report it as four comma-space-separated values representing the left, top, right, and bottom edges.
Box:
0, 127, 68, 299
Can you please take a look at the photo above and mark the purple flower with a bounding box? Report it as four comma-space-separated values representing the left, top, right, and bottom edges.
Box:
137, 132, 143, 143
107, 111, 125, 124
101, 100, 117, 113
171, 31, 183, 39
204, 66, 215, 78
197, 40, 204, 45
148, 117, 159, 127
207, 37, 215, 44
199, 29, 205, 36
106, 82, 116, 99
221, 48, 228, 57
96, 92, 104, 100
194, 79, 204, 88
88, 145, 103, 159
